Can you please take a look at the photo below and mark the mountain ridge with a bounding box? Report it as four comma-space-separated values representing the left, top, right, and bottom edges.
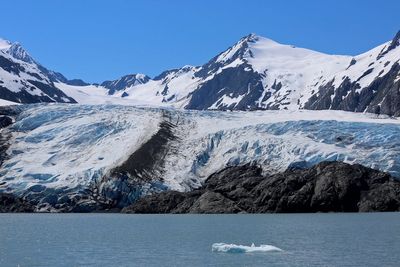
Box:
0, 32, 399, 116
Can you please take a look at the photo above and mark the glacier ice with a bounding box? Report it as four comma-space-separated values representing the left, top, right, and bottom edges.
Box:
211, 243, 283, 253
1, 104, 400, 210
0, 104, 162, 193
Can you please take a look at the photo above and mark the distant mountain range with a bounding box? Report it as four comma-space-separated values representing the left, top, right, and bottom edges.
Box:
1, 31, 399, 115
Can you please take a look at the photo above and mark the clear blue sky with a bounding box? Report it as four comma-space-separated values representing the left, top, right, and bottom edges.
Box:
1, 0, 399, 83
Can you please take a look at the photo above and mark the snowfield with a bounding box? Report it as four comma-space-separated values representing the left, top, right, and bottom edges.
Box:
1, 104, 400, 211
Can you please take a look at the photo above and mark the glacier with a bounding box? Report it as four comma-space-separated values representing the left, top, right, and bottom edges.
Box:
1, 104, 400, 211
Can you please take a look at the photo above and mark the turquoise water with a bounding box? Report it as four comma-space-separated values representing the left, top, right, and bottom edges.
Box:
0, 213, 399, 266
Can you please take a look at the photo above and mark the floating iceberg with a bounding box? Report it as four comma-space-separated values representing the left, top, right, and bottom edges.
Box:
211, 243, 283, 253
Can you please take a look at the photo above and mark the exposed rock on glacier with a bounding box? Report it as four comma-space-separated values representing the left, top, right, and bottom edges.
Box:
94, 112, 178, 209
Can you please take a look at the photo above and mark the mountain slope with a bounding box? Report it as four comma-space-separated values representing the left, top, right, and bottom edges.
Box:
63, 31, 400, 116
305, 32, 400, 116
0, 38, 76, 104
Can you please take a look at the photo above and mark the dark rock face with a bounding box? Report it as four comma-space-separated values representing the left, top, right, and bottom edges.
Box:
101, 74, 150, 95
364, 63, 400, 116
186, 64, 264, 110
195, 34, 255, 79
0, 193, 34, 212
27, 80, 76, 103
0, 108, 20, 169
185, 34, 267, 111
110, 119, 176, 182
377, 31, 400, 59
0, 54, 26, 75
305, 63, 400, 116
123, 162, 400, 213
0, 116, 12, 128
64, 79, 89, 86
153, 69, 180, 81
121, 191, 187, 213
37, 66, 89, 86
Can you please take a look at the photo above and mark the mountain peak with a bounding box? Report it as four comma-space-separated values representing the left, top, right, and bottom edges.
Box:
0, 38, 36, 64
214, 33, 269, 63
243, 33, 259, 42
242, 33, 280, 45
7, 42, 35, 64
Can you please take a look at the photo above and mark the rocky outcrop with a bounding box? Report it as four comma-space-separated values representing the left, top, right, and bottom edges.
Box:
101, 74, 150, 95
186, 63, 265, 110
0, 107, 20, 169
123, 161, 400, 213
0, 193, 34, 212
0, 115, 12, 128
305, 63, 400, 116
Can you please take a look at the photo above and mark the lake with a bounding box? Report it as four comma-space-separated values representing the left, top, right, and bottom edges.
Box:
0, 213, 399, 266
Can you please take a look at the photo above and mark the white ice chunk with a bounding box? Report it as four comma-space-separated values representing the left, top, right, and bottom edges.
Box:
211, 243, 283, 253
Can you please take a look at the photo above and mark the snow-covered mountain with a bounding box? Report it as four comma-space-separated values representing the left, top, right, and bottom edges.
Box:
305, 31, 400, 116
184, 34, 351, 111
0, 38, 76, 104
2, 40, 36, 64
1, 104, 400, 211
114, 31, 400, 115
1, 31, 400, 116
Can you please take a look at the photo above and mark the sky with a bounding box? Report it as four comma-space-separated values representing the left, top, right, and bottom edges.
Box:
1, 0, 399, 83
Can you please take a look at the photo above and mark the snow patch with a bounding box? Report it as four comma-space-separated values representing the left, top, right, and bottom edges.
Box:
0, 98, 19, 106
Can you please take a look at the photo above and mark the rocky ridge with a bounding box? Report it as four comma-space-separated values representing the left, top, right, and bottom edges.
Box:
123, 161, 400, 213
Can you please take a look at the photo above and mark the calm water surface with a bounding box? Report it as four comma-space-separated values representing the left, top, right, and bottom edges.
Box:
0, 213, 399, 267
